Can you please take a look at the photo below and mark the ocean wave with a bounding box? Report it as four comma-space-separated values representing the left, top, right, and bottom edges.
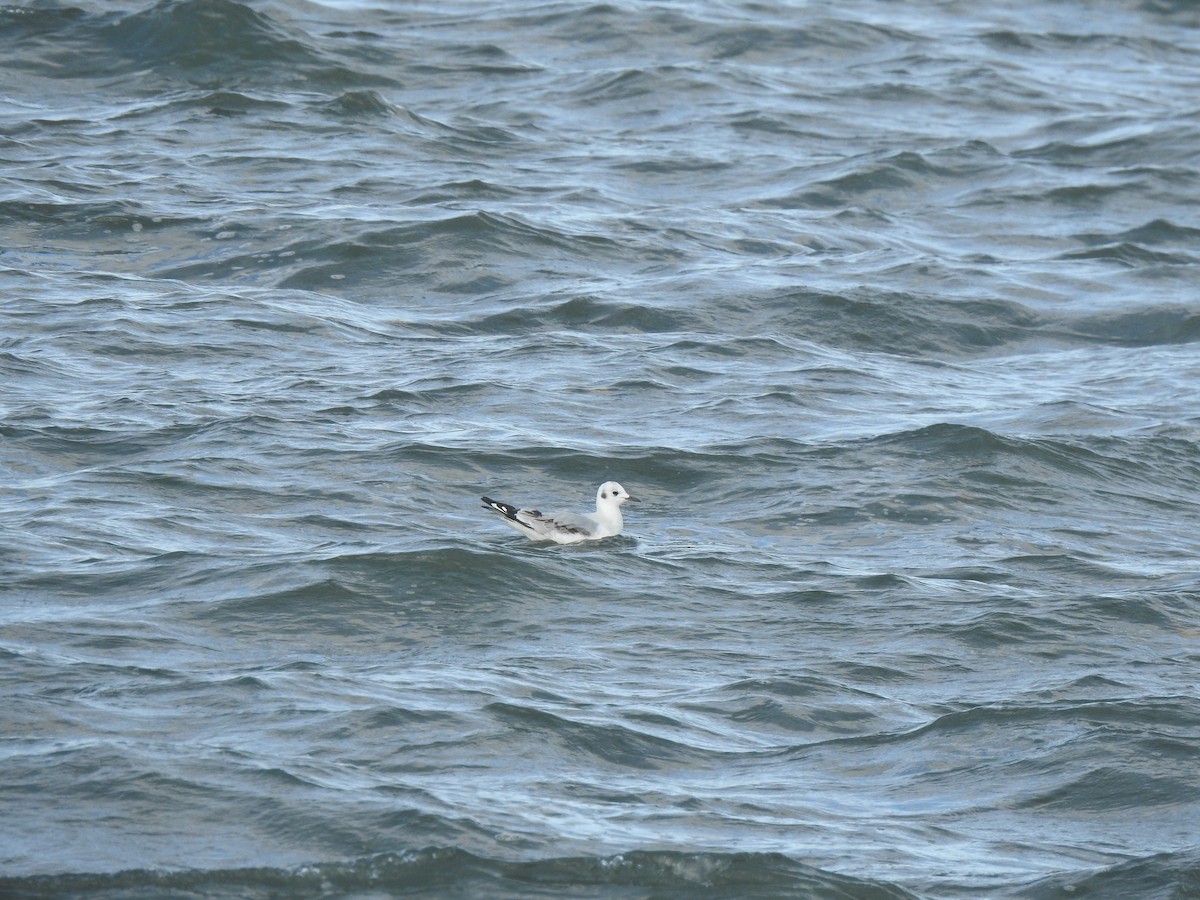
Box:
1016, 848, 1200, 900
0, 848, 919, 899
1063, 304, 1200, 345
104, 0, 380, 88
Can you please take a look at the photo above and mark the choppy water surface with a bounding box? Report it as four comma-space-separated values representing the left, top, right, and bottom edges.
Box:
3, 1, 1200, 897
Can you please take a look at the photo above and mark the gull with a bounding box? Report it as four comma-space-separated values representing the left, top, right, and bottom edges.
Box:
481, 481, 638, 544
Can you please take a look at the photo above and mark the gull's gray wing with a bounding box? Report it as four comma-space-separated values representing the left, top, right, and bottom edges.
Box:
519, 509, 596, 538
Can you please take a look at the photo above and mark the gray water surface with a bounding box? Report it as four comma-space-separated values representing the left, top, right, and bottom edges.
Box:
3, 1, 1199, 897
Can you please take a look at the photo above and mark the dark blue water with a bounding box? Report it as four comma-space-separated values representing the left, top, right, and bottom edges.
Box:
3, 1, 1200, 897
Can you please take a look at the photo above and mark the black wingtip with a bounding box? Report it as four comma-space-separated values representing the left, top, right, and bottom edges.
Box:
481, 496, 538, 532
481, 496, 520, 519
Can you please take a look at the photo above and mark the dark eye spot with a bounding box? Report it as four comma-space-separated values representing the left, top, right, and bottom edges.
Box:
601, 491, 608, 499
